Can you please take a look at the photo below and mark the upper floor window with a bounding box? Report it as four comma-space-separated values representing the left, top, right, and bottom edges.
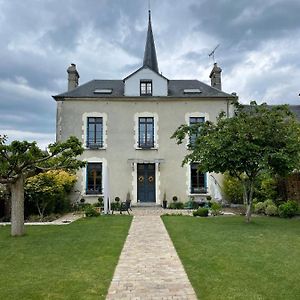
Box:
189, 116, 205, 146
86, 163, 102, 194
190, 163, 207, 194
87, 117, 103, 148
139, 117, 154, 148
140, 80, 152, 96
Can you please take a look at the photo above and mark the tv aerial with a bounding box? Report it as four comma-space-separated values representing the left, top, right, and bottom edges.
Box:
208, 44, 220, 63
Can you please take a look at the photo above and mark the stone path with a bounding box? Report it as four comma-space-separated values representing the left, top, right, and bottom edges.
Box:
106, 214, 198, 300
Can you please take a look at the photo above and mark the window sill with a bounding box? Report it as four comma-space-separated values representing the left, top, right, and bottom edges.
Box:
85, 147, 106, 151
84, 194, 103, 197
189, 193, 209, 196
135, 147, 158, 150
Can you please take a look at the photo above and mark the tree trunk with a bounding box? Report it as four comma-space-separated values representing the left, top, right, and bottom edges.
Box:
242, 179, 254, 223
11, 176, 25, 236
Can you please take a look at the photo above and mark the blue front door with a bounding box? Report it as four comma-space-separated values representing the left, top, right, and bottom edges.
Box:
137, 164, 156, 202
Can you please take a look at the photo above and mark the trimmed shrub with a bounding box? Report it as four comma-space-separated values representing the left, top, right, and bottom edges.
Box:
85, 206, 100, 217
169, 202, 184, 209
211, 202, 222, 216
193, 207, 209, 217
111, 202, 120, 211
279, 200, 298, 218
265, 205, 278, 216
254, 202, 265, 214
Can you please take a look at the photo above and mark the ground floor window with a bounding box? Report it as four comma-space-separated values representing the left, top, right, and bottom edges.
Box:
86, 163, 102, 194
190, 163, 207, 194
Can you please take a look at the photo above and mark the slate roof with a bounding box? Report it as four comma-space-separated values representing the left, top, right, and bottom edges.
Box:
53, 79, 235, 100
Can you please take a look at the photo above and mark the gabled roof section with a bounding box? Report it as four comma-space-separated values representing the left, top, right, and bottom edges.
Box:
123, 66, 168, 81
143, 10, 159, 73
53, 79, 235, 99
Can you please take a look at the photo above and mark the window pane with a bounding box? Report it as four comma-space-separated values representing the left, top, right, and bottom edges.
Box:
191, 163, 206, 193
139, 117, 154, 147
140, 81, 152, 95
189, 117, 205, 146
87, 117, 103, 147
87, 163, 102, 194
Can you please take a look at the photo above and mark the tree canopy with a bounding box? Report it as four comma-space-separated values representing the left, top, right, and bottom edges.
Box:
0, 136, 85, 235
172, 102, 300, 221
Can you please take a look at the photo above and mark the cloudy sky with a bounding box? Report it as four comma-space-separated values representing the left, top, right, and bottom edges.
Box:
1, 0, 300, 148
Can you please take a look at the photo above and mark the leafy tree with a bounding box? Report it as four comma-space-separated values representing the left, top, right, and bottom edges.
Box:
25, 170, 77, 220
172, 102, 300, 222
0, 136, 85, 236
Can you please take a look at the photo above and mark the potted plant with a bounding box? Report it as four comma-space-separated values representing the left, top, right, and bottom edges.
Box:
162, 192, 167, 209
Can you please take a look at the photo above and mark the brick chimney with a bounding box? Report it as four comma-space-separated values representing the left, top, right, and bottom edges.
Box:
209, 63, 222, 90
67, 63, 79, 91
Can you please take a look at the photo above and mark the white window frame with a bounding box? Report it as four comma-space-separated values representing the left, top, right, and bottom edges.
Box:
82, 112, 108, 149
134, 112, 159, 150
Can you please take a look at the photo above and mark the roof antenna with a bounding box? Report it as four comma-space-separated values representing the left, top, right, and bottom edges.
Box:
208, 44, 220, 63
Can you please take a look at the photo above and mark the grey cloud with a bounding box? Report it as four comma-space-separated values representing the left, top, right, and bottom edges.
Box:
0, 0, 299, 147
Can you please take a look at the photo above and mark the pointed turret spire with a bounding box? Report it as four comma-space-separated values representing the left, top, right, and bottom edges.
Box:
143, 10, 159, 73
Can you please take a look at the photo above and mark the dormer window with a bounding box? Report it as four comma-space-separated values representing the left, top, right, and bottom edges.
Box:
140, 80, 152, 96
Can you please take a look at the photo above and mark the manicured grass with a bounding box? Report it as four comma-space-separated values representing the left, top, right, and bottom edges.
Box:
162, 216, 300, 300
0, 216, 132, 300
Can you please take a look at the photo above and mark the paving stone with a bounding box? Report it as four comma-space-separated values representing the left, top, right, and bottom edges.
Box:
106, 211, 198, 299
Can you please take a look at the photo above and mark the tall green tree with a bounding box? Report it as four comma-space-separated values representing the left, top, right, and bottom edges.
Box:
172, 102, 300, 222
0, 136, 85, 236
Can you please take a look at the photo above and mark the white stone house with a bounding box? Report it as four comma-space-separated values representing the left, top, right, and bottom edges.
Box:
53, 11, 237, 205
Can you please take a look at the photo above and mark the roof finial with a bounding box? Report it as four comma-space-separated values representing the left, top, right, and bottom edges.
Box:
148, 0, 151, 21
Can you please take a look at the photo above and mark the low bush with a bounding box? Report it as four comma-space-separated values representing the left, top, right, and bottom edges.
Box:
278, 200, 298, 218
265, 205, 278, 216
85, 206, 100, 217
211, 202, 222, 216
264, 199, 275, 207
193, 207, 209, 217
111, 202, 120, 211
169, 202, 184, 209
254, 202, 265, 214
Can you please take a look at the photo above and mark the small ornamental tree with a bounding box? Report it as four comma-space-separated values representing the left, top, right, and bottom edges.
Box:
172, 102, 300, 222
0, 135, 85, 236
25, 170, 77, 220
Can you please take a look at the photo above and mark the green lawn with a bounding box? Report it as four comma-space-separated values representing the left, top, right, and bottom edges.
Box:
0, 216, 132, 300
163, 216, 300, 300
